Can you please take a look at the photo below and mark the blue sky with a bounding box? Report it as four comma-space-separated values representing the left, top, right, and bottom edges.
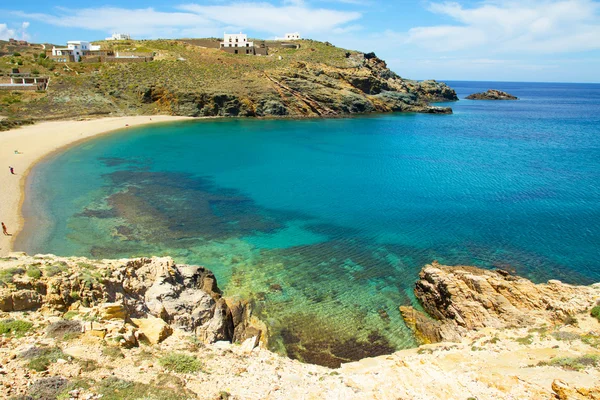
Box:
1, 0, 600, 82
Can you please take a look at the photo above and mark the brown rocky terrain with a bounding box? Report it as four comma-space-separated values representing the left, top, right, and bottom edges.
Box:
1, 39, 457, 127
1, 254, 599, 399
466, 89, 518, 100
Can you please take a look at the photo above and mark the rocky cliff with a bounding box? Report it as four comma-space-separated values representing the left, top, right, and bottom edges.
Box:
0, 254, 264, 347
400, 262, 600, 344
2, 255, 599, 399
1, 40, 457, 122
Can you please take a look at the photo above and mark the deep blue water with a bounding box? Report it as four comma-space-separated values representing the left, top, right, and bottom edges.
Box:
17, 81, 600, 366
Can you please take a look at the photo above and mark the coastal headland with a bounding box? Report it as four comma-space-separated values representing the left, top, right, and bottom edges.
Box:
0, 38, 457, 125
0, 116, 192, 256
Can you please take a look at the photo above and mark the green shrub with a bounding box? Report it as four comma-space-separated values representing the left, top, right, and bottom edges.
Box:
13, 52, 21, 57
46, 320, 82, 339
26, 266, 42, 280
515, 334, 534, 345
24, 347, 68, 371
28, 376, 69, 399
0, 319, 33, 337
591, 306, 600, 322
102, 346, 124, 359
0, 267, 24, 284
98, 377, 192, 400
551, 331, 580, 342
540, 354, 600, 371
159, 353, 202, 374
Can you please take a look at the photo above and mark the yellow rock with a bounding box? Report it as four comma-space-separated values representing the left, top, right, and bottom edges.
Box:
99, 303, 127, 320
131, 316, 172, 344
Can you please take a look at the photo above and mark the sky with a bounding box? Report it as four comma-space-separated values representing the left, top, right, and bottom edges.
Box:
1, 0, 600, 83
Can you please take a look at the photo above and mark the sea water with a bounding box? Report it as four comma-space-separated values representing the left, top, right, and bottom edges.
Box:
17, 81, 600, 366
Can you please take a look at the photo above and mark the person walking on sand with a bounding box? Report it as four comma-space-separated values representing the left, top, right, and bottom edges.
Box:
2, 222, 10, 236
9, 166, 15, 175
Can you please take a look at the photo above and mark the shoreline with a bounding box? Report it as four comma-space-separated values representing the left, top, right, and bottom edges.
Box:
0, 115, 196, 256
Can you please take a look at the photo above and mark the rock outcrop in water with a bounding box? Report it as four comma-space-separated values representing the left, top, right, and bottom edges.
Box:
466, 89, 518, 100
400, 262, 600, 344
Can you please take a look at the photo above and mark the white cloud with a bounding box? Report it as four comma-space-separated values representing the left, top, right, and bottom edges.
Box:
178, 2, 361, 35
406, 0, 600, 53
10, 2, 360, 38
0, 23, 16, 40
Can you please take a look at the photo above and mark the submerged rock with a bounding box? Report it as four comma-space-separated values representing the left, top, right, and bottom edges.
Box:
466, 89, 518, 100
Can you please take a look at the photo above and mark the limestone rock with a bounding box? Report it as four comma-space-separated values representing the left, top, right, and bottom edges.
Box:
132, 316, 173, 344
0, 289, 43, 311
401, 263, 600, 343
98, 302, 127, 320
552, 379, 600, 400
197, 298, 234, 344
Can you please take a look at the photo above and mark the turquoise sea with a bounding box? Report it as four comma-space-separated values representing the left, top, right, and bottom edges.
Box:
17, 81, 600, 366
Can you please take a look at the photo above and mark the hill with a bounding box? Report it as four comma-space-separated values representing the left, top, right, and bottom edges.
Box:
0, 39, 457, 125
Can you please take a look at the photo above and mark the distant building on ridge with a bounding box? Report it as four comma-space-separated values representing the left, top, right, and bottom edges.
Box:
220, 33, 267, 55
48, 41, 102, 62
276, 33, 301, 41
105, 33, 132, 41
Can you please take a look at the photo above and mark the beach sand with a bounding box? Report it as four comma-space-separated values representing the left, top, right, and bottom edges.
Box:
0, 115, 193, 255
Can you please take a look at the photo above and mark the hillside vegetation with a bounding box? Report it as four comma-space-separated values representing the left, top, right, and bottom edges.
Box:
0, 39, 457, 125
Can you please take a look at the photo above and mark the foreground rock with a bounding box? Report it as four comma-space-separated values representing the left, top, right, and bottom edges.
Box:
466, 89, 518, 100
400, 262, 600, 344
0, 254, 262, 345
1, 255, 599, 399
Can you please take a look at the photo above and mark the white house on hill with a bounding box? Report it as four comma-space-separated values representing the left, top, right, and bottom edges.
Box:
285, 32, 301, 40
276, 33, 301, 41
50, 41, 101, 62
106, 33, 131, 41
220, 33, 254, 49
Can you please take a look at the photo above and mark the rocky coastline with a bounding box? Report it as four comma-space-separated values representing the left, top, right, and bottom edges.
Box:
1, 254, 599, 399
1, 40, 458, 125
466, 89, 518, 100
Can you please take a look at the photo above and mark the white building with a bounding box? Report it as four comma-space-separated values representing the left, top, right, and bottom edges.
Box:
105, 33, 131, 41
220, 33, 254, 48
284, 32, 301, 40
276, 32, 301, 41
51, 41, 101, 62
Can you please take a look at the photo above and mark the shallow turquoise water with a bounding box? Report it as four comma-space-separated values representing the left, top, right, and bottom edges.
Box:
18, 81, 600, 366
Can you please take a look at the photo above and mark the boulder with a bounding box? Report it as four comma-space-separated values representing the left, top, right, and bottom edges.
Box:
132, 316, 173, 344
401, 263, 600, 344
0, 290, 43, 311
197, 298, 234, 344
98, 302, 127, 320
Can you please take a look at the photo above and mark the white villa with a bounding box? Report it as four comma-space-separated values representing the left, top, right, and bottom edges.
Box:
220, 33, 254, 49
50, 41, 101, 62
277, 32, 301, 41
105, 33, 131, 41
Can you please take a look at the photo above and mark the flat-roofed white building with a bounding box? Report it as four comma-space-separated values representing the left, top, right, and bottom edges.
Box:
220, 33, 254, 49
284, 32, 301, 40
106, 33, 131, 41
50, 41, 102, 62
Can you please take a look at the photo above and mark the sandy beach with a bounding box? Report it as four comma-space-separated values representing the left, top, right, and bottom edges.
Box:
0, 115, 193, 256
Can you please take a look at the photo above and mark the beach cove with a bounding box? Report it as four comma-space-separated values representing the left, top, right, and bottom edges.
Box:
0, 115, 194, 256
8, 81, 600, 366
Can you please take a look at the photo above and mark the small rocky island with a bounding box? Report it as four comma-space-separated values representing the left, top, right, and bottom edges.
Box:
466, 89, 518, 100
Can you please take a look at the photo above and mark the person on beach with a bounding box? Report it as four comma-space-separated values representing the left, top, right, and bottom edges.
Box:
2, 222, 10, 236
9, 166, 15, 175
14, 150, 22, 154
